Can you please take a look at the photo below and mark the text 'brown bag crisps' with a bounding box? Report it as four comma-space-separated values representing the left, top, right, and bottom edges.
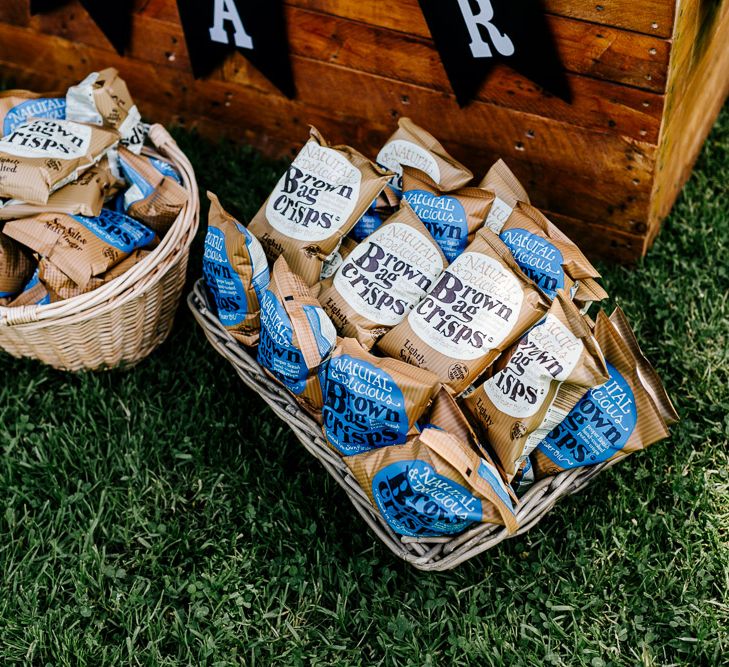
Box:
249, 127, 392, 286
462, 291, 609, 480
321, 337, 440, 456
378, 229, 550, 394
319, 202, 447, 350
345, 427, 518, 537
0, 119, 118, 204
401, 166, 494, 263
532, 309, 676, 478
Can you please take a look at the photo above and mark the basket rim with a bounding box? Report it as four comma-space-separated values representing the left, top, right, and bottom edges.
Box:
187, 278, 622, 571
0, 124, 200, 330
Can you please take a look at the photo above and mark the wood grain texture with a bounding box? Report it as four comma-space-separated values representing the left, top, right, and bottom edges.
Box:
649, 0, 729, 244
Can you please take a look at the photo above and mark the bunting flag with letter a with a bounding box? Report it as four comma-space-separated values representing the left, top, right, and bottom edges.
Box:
176, 0, 295, 98
417, 0, 571, 106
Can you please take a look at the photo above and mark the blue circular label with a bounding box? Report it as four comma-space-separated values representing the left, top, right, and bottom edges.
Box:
258, 290, 308, 394
500, 228, 565, 300
3, 97, 66, 135
404, 189, 468, 262
323, 355, 408, 455
372, 460, 483, 537
537, 362, 637, 468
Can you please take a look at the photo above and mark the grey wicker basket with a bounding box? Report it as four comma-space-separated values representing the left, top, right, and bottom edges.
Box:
188, 279, 622, 571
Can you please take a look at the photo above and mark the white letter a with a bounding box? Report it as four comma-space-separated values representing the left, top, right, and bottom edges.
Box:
209, 0, 253, 50
456, 0, 515, 58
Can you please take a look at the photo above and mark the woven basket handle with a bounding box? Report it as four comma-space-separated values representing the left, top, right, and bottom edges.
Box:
147, 124, 177, 154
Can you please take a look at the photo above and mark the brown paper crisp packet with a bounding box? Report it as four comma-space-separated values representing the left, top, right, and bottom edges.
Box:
117, 146, 188, 236
66, 68, 146, 153
0, 119, 119, 204
462, 291, 609, 480
0, 161, 118, 220
345, 427, 518, 537
38, 249, 150, 300
319, 236, 358, 280
532, 309, 675, 478
6, 268, 54, 306
4, 209, 155, 289
377, 229, 550, 394
249, 127, 392, 286
421, 385, 478, 446
203, 192, 270, 346
318, 202, 447, 350
0, 232, 35, 302
258, 256, 337, 413
498, 203, 608, 305
401, 166, 494, 263
0, 90, 66, 136
321, 337, 440, 455
479, 159, 530, 234
376, 117, 473, 193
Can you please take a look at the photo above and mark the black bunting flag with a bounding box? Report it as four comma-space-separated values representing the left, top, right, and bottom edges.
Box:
30, 0, 133, 55
176, 0, 295, 99
417, 0, 571, 106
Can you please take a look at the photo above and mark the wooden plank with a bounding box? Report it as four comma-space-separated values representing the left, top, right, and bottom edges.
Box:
0, 21, 656, 234
1, 0, 671, 94
285, 0, 676, 39
649, 0, 729, 244
22, 4, 666, 141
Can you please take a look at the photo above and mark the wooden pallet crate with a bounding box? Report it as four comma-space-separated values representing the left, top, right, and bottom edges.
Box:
0, 0, 727, 262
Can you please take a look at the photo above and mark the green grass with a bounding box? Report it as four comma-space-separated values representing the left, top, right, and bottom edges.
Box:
0, 107, 727, 667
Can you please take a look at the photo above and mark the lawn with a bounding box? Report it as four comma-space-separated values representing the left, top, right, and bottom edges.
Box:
0, 107, 727, 667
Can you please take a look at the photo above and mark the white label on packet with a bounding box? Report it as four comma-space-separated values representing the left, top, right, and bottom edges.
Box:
0, 120, 92, 159
65, 72, 103, 126
118, 105, 146, 154
483, 195, 513, 234
333, 221, 445, 326
377, 139, 440, 188
484, 314, 583, 418
409, 251, 523, 361
265, 140, 361, 242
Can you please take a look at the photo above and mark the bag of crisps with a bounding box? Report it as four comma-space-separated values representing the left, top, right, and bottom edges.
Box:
402, 166, 494, 262
318, 201, 447, 349
376, 117, 473, 194
532, 309, 675, 478
203, 192, 270, 346
322, 337, 440, 456
479, 159, 530, 234
0, 232, 35, 304
498, 202, 608, 305
319, 236, 357, 281
258, 256, 337, 413
349, 187, 400, 242
4, 209, 155, 288
38, 249, 150, 300
249, 127, 392, 285
6, 268, 54, 307
66, 68, 146, 153
0, 160, 119, 220
511, 457, 535, 497
0, 119, 119, 204
377, 229, 550, 394
0, 90, 66, 136
116, 146, 187, 236
345, 427, 518, 537
462, 291, 609, 480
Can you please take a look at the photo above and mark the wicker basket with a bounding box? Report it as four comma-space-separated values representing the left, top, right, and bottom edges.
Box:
0, 125, 199, 371
188, 279, 623, 571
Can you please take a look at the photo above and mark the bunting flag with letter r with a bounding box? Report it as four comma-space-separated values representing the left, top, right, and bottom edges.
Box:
417, 0, 571, 106
176, 0, 296, 98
